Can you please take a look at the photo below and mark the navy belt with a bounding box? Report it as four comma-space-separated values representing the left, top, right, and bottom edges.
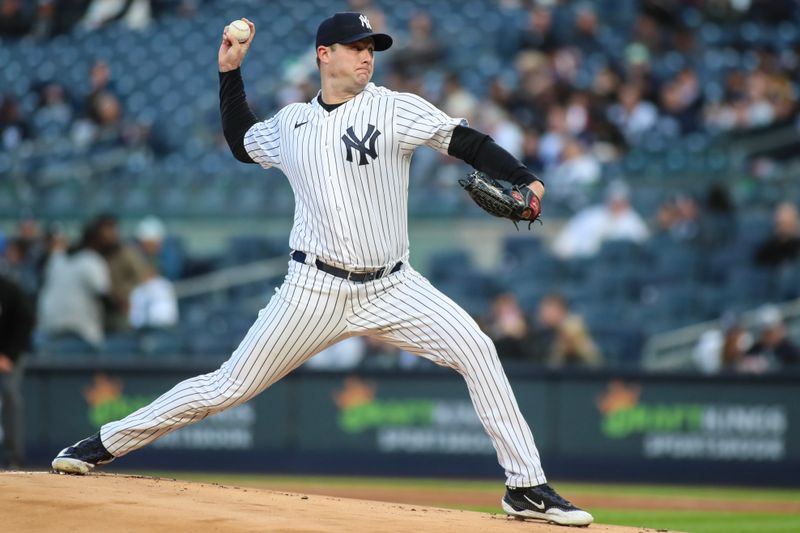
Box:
291, 251, 402, 282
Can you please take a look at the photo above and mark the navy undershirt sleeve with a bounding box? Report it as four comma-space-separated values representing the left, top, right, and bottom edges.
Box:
219, 68, 258, 164
448, 125, 543, 188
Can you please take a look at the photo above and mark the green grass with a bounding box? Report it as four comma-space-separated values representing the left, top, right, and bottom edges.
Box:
420, 505, 800, 533
132, 472, 800, 533
590, 509, 800, 533
555, 482, 800, 503
138, 472, 800, 501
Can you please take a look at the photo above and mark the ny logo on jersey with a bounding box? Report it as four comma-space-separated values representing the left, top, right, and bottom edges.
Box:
342, 124, 381, 166
359, 14, 372, 30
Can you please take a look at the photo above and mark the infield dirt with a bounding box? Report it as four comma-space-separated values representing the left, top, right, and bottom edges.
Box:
0, 471, 671, 532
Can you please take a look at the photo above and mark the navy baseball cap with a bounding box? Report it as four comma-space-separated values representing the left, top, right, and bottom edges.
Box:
316, 12, 393, 51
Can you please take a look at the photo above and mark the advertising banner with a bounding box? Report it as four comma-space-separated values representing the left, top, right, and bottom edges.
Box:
555, 379, 796, 463
20, 365, 800, 484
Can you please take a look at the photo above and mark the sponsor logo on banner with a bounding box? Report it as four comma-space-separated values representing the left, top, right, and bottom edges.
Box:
333, 377, 493, 454
597, 380, 787, 461
83, 373, 255, 450
84, 374, 152, 428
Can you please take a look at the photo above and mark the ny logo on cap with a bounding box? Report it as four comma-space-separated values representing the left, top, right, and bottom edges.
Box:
342, 124, 381, 166
359, 14, 372, 30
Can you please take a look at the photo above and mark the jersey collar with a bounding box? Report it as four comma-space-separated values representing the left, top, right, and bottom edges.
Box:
312, 83, 375, 114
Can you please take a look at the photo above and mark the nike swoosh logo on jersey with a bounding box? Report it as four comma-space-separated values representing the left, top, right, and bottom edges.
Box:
294, 121, 308, 129
523, 495, 545, 510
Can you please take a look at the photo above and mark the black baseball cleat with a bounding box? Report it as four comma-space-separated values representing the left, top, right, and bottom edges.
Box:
51, 432, 115, 475
502, 483, 593, 526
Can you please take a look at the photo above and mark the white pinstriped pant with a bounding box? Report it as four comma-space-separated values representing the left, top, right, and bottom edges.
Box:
101, 260, 547, 487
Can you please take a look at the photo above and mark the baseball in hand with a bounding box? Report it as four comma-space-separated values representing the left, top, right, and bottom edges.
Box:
227, 19, 250, 43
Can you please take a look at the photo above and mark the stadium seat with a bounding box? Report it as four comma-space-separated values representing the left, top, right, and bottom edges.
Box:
592, 326, 645, 368
427, 249, 472, 284
138, 329, 184, 358
103, 333, 141, 358
37, 335, 97, 358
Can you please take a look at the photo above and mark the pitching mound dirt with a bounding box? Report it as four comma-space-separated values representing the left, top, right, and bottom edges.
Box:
0, 472, 663, 532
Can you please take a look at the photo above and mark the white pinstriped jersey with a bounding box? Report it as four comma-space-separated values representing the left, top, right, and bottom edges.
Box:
95, 82, 548, 491
244, 83, 466, 270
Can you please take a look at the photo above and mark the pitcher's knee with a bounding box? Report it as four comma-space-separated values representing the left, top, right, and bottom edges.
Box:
447, 331, 499, 372
198, 368, 254, 414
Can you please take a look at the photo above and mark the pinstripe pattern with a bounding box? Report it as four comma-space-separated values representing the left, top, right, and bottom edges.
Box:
349, 268, 546, 487
243, 84, 466, 270
101, 265, 546, 487
99, 82, 548, 488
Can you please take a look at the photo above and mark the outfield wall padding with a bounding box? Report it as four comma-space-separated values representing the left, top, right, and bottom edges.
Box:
18, 360, 800, 486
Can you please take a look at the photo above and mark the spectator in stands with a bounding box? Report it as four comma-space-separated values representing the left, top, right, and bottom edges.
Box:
720, 319, 751, 372
741, 305, 800, 372
0, 219, 44, 297
32, 82, 74, 140
545, 136, 601, 209
0, 94, 31, 151
0, 273, 34, 468
441, 72, 478, 126
135, 216, 182, 280
539, 105, 569, 170
655, 194, 700, 242
564, 92, 591, 139
754, 202, 800, 267
606, 84, 658, 145
622, 43, 657, 103
23, 0, 88, 38
705, 69, 796, 132
128, 264, 177, 330
591, 65, 622, 108
485, 293, 537, 361
91, 214, 150, 332
658, 68, 703, 135
71, 60, 147, 151
536, 293, 602, 369
506, 51, 552, 128
569, 3, 605, 58
0, 0, 33, 37
38, 223, 110, 350
2, 218, 50, 291
134, 215, 165, 267
520, 127, 543, 174
86, 60, 117, 109
34, 222, 69, 292
73, 91, 124, 149
390, 11, 443, 76
517, 4, 560, 54
632, 7, 670, 57
477, 104, 524, 159
693, 313, 752, 374
552, 181, 650, 259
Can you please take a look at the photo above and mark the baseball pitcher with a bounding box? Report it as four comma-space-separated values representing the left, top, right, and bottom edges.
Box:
52, 12, 591, 526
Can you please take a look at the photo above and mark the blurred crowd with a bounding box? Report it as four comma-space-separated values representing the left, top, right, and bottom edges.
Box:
1, 1, 797, 213
307, 290, 603, 373
0, 59, 154, 156
273, 0, 800, 211
0, 0, 199, 38
0, 214, 178, 352
695, 304, 800, 374
0, 193, 797, 373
